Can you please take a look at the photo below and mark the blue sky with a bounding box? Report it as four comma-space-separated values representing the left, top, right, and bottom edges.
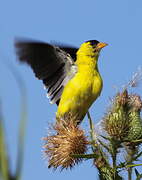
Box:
0, 0, 142, 179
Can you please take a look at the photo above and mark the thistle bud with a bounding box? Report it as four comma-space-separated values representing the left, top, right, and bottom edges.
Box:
126, 94, 142, 142
103, 90, 130, 141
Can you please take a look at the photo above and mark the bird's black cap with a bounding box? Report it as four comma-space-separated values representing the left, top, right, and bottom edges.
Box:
85, 40, 99, 46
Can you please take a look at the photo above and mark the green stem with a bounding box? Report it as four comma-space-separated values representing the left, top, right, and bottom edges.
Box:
128, 170, 132, 180
124, 145, 138, 180
87, 111, 96, 146
109, 139, 119, 179
112, 153, 117, 179
126, 164, 142, 168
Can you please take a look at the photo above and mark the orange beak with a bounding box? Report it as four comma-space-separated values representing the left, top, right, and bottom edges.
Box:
96, 42, 108, 49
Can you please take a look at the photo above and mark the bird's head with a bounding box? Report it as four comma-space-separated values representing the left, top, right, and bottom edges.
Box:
77, 40, 108, 58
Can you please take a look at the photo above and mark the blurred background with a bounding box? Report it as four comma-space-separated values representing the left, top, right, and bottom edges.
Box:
0, 0, 142, 179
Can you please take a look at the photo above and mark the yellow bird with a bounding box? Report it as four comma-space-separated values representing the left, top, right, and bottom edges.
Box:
15, 39, 107, 123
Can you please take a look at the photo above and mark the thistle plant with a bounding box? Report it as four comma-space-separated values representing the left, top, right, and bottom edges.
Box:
43, 69, 142, 180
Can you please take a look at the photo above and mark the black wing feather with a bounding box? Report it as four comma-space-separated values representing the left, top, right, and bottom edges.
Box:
15, 38, 77, 104
15, 40, 64, 79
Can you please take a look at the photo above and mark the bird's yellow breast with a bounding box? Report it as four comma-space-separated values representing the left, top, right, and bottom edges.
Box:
56, 55, 103, 121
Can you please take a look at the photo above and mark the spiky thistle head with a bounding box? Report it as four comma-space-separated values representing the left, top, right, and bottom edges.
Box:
103, 90, 130, 141
43, 119, 88, 170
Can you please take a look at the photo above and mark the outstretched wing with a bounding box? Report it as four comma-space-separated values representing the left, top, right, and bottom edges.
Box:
15, 38, 77, 104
